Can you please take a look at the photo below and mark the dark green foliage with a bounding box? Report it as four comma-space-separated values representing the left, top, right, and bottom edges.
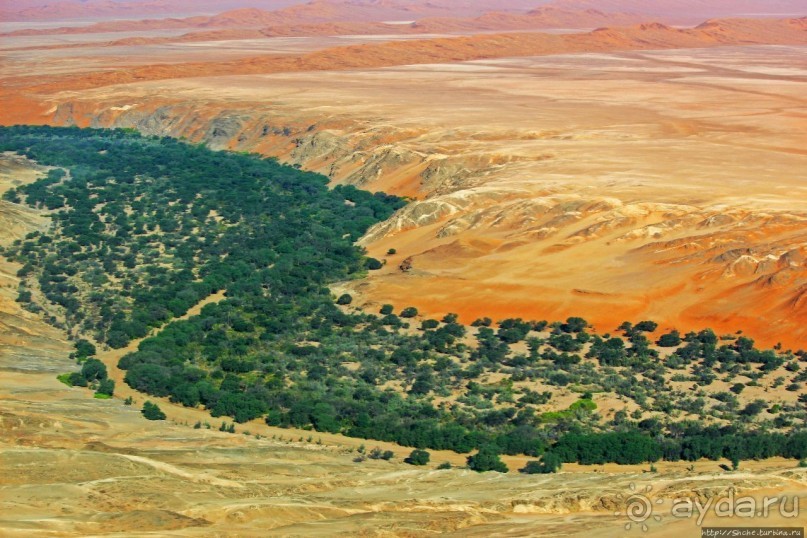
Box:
336, 293, 353, 305
405, 449, 430, 465
560, 317, 588, 333
365, 258, 383, 270
3, 127, 804, 467
368, 447, 394, 460
634, 320, 658, 333
400, 307, 418, 318
141, 401, 166, 420
497, 318, 532, 343
68, 372, 88, 387
657, 330, 682, 347
552, 432, 661, 465
495, 425, 547, 456
520, 452, 562, 474
81, 358, 107, 382
467, 445, 508, 473
471, 317, 492, 327
74, 339, 97, 359
96, 378, 115, 396
741, 400, 767, 417
1, 126, 404, 350
16, 289, 32, 303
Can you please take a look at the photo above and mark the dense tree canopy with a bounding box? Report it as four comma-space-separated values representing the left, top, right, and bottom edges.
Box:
3, 126, 805, 466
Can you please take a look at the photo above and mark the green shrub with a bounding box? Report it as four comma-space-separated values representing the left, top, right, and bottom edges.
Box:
400, 307, 418, 318
405, 449, 430, 466
96, 378, 115, 397
520, 453, 562, 474
81, 358, 107, 382
467, 445, 508, 473
365, 258, 383, 270
141, 401, 166, 420
56, 373, 74, 386
68, 372, 88, 387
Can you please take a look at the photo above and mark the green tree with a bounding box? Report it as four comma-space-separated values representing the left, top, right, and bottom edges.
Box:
400, 307, 418, 318
81, 358, 107, 382
365, 258, 383, 270
634, 320, 658, 332
405, 449, 430, 466
96, 378, 115, 396
67, 372, 88, 387
74, 338, 97, 359
730, 383, 745, 395
467, 445, 508, 473
657, 330, 682, 347
141, 401, 166, 420
520, 452, 562, 474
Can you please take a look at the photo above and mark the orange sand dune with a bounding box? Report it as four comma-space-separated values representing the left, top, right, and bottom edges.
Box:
551, 0, 807, 23
2, 7, 651, 52
1, 0, 543, 34
5, 17, 806, 96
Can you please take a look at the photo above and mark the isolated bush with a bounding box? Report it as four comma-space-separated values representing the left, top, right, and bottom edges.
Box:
141, 401, 166, 420
365, 258, 383, 270
405, 449, 430, 466
400, 307, 418, 318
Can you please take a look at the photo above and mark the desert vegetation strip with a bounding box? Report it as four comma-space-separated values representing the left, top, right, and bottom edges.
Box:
1, 126, 805, 473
